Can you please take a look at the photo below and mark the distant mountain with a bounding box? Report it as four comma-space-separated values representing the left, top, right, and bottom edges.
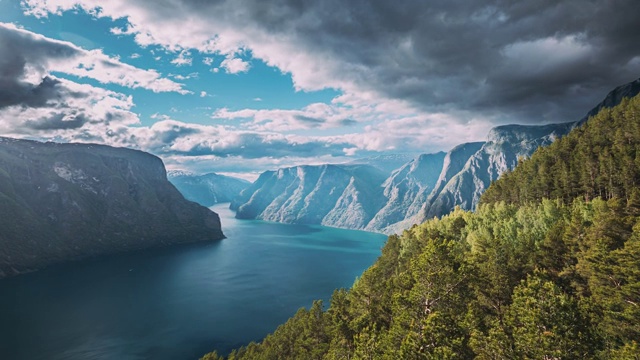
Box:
365, 152, 446, 233
415, 123, 573, 221
231, 164, 388, 229
0, 138, 224, 278
387, 78, 640, 232
168, 171, 250, 207
230, 124, 577, 234
379, 142, 485, 234
232, 77, 640, 235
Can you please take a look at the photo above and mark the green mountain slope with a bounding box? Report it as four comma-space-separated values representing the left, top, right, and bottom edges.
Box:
481, 95, 640, 208
201, 94, 640, 359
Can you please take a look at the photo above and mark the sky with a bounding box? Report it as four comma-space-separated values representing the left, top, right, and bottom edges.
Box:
0, 0, 639, 180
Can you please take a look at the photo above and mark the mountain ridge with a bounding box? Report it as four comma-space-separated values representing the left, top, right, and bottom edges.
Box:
231, 77, 640, 234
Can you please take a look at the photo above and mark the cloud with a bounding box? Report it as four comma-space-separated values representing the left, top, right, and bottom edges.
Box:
171, 72, 198, 80
220, 56, 250, 74
65, 116, 360, 163
21, 0, 640, 124
213, 103, 341, 131
0, 76, 139, 139
203, 57, 214, 66
171, 50, 192, 66
0, 22, 188, 94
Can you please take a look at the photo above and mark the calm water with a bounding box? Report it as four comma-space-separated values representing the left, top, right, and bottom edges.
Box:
0, 204, 387, 360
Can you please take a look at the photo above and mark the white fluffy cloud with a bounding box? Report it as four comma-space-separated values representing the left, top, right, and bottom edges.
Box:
0, 76, 139, 139
171, 50, 193, 67
220, 56, 250, 74
0, 22, 188, 94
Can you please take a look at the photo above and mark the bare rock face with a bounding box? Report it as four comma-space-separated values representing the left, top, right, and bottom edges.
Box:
232, 164, 388, 229
0, 138, 224, 278
365, 152, 446, 233
418, 123, 573, 220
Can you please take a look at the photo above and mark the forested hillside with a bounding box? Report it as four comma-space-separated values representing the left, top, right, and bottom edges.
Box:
482, 95, 640, 208
202, 95, 640, 359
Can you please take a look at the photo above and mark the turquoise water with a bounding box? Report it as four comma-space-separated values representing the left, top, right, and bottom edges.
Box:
0, 204, 387, 360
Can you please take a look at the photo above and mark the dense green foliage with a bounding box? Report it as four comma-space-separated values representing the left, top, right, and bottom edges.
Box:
202, 94, 640, 359
481, 95, 640, 208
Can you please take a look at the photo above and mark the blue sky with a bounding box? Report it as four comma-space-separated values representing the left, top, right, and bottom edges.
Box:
0, 1, 639, 180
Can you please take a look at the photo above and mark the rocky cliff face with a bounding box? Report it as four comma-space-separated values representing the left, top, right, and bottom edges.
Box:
232, 164, 388, 229
387, 79, 640, 232
364, 152, 446, 233
168, 171, 249, 207
229, 122, 580, 234
0, 138, 224, 278
420, 123, 573, 218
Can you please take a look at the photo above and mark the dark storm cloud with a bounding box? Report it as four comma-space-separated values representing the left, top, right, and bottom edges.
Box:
0, 23, 142, 133
23, 0, 640, 124
163, 0, 640, 122
237, 0, 640, 122
24, 112, 88, 130
0, 24, 82, 110
293, 115, 325, 127
0, 76, 63, 108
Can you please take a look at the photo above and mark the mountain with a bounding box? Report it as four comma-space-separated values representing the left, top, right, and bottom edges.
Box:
168, 171, 250, 207
365, 152, 446, 233
481, 93, 640, 208
0, 137, 224, 278
577, 77, 640, 125
383, 77, 640, 232
204, 87, 640, 360
231, 78, 640, 235
231, 164, 388, 229
414, 78, 640, 222
419, 123, 574, 218
230, 124, 575, 234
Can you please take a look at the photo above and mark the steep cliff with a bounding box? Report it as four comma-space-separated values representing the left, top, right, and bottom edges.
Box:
421, 123, 573, 219
232, 164, 387, 229
0, 138, 224, 278
365, 152, 446, 232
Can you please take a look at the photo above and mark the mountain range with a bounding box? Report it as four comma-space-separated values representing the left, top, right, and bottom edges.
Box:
230, 78, 640, 234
